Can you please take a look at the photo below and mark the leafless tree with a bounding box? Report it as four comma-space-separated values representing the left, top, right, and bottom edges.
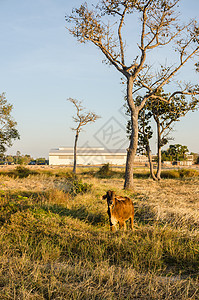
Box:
66, 0, 199, 188
68, 98, 100, 173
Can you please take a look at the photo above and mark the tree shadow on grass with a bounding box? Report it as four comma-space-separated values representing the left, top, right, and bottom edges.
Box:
0, 190, 159, 228
133, 172, 151, 179
42, 204, 107, 227
44, 201, 158, 228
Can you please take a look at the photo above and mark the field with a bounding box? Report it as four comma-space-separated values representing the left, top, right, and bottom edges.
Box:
0, 166, 198, 299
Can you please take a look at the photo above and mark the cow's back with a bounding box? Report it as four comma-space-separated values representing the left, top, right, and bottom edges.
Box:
113, 197, 134, 221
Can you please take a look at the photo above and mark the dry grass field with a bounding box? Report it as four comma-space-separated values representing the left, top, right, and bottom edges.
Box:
0, 166, 198, 299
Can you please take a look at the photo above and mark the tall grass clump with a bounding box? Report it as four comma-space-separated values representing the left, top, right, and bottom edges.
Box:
178, 168, 199, 178
161, 169, 181, 179
161, 168, 199, 179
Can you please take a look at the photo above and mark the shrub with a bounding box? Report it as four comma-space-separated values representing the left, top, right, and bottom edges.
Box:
96, 163, 112, 178
12, 166, 38, 178
69, 179, 92, 196
178, 169, 199, 178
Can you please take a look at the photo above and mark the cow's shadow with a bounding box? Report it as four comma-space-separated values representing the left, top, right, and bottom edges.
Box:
134, 204, 157, 226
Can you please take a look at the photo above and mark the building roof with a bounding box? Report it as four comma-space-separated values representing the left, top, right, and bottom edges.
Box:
49, 147, 127, 156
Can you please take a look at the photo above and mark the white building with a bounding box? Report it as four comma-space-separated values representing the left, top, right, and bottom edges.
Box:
49, 147, 149, 166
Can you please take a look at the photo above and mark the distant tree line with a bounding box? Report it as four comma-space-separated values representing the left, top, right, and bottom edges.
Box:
161, 144, 189, 162
0, 151, 47, 165
157, 145, 199, 164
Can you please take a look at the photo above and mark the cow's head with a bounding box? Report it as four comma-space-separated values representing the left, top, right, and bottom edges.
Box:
102, 190, 115, 206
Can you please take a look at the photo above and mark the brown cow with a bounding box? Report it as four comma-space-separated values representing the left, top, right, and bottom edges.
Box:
102, 190, 134, 232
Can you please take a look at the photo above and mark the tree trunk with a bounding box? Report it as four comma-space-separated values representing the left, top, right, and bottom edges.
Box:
146, 144, 158, 181
156, 119, 161, 180
124, 77, 139, 190
124, 110, 139, 189
73, 133, 78, 173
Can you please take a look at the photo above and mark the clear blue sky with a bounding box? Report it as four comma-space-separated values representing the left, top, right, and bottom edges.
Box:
0, 0, 199, 158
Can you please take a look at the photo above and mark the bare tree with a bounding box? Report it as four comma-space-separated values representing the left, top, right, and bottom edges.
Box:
68, 98, 100, 173
66, 0, 199, 189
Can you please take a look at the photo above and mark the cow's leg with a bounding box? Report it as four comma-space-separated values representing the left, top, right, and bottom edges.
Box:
109, 219, 116, 232
123, 221, 127, 231
119, 221, 124, 230
129, 216, 134, 230
110, 225, 115, 232
110, 215, 117, 232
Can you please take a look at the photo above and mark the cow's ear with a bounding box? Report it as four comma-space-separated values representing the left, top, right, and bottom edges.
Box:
102, 194, 107, 199
107, 190, 112, 198
111, 191, 116, 198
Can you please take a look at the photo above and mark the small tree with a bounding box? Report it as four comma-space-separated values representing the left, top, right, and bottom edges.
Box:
134, 91, 198, 179
0, 93, 20, 156
68, 98, 100, 173
167, 144, 189, 161
126, 90, 198, 179
66, 0, 199, 189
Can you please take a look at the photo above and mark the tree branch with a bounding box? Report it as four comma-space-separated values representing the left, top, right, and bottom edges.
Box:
118, 5, 127, 66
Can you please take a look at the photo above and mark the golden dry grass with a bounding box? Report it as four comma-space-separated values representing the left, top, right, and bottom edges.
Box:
134, 178, 199, 233
0, 167, 198, 299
